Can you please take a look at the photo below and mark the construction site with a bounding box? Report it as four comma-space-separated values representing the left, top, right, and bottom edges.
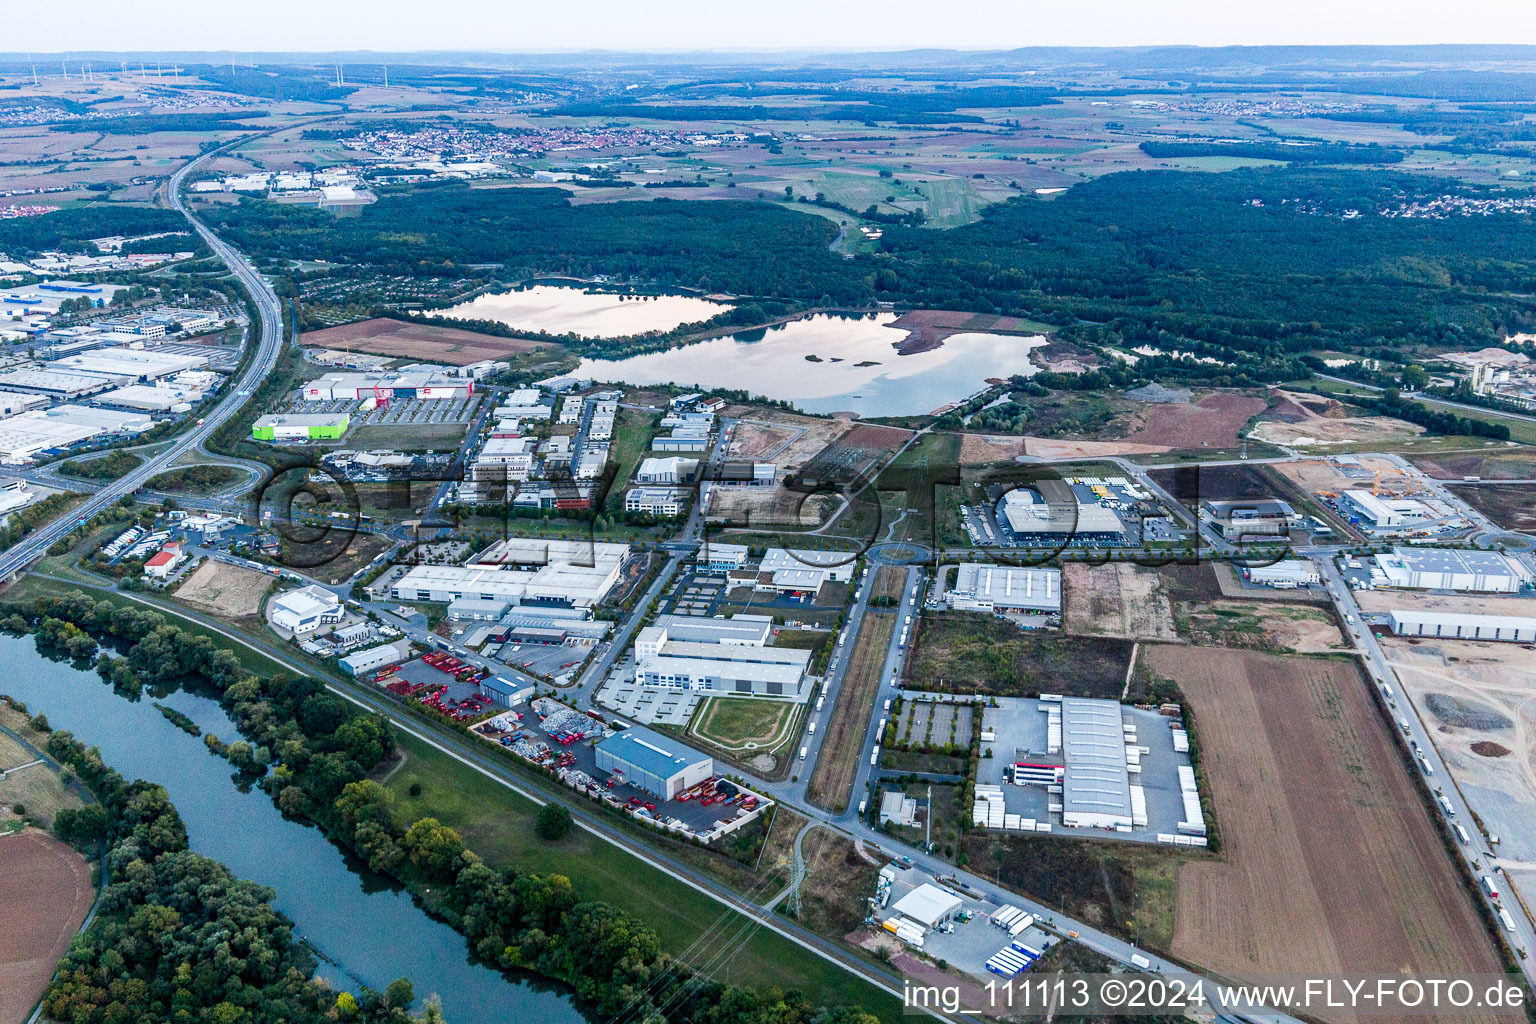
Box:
1275, 457, 1471, 539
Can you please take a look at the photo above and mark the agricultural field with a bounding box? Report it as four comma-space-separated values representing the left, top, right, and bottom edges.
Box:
807, 571, 899, 813
172, 559, 274, 625
1381, 636, 1536, 922
0, 729, 82, 831
0, 831, 95, 1024
1143, 645, 1509, 1022
1060, 563, 1180, 641
903, 612, 1136, 699
299, 316, 556, 365
1411, 448, 1536, 481
1445, 483, 1536, 532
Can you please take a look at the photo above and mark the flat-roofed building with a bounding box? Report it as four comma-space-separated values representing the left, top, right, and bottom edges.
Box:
1371, 546, 1531, 593
1244, 560, 1321, 588
633, 614, 809, 698
468, 538, 630, 608
1201, 498, 1299, 539
269, 585, 344, 634
595, 725, 712, 800
0, 368, 118, 397
0, 404, 152, 463
252, 413, 350, 441
947, 563, 1061, 614
1340, 489, 1437, 530
999, 485, 1126, 543
0, 389, 46, 416
1388, 609, 1536, 643
50, 346, 207, 381
696, 542, 749, 572
753, 547, 857, 594
635, 456, 699, 485
1057, 698, 1134, 830
624, 486, 689, 516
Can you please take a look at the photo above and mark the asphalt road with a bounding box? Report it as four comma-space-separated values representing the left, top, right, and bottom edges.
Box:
0, 144, 284, 583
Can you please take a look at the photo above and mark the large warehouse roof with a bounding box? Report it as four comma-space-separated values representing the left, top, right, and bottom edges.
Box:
1060, 698, 1133, 825
1392, 546, 1528, 577
596, 726, 709, 780
890, 883, 962, 929
950, 563, 1061, 612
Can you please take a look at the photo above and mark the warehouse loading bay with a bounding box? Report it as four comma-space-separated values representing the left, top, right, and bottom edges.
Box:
873, 862, 1060, 977
972, 696, 1201, 845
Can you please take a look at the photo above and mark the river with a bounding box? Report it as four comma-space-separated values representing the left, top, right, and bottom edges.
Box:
0, 635, 584, 1024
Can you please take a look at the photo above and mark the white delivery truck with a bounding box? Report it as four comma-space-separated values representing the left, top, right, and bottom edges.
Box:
1482, 875, 1501, 899
1130, 954, 1152, 969
1455, 824, 1472, 845
883, 698, 891, 712
870, 746, 880, 766
808, 721, 816, 735
799, 746, 808, 761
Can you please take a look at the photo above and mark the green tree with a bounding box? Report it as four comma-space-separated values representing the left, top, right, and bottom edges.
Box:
535, 802, 573, 842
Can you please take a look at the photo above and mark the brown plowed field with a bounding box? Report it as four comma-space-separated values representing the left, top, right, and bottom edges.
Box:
1119, 391, 1267, 449
1145, 646, 1512, 1024
0, 831, 94, 1024
300, 317, 551, 365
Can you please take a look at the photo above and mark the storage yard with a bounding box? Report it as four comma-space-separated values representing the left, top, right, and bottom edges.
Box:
1382, 636, 1536, 926
1143, 645, 1510, 1022
468, 700, 772, 843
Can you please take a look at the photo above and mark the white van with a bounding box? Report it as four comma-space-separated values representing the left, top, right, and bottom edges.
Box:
799, 746, 808, 761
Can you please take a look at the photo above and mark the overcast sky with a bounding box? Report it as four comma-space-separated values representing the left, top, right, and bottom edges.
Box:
10, 0, 1536, 52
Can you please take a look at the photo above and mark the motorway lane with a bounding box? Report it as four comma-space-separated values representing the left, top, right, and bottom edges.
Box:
0, 144, 284, 581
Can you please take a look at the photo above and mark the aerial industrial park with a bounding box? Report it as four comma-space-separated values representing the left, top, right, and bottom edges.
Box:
2, 32, 1536, 1024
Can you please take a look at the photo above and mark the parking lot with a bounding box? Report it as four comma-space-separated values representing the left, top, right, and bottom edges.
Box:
662, 570, 726, 616
594, 672, 703, 725
487, 639, 589, 679
877, 863, 1060, 977
382, 657, 492, 720
478, 700, 751, 834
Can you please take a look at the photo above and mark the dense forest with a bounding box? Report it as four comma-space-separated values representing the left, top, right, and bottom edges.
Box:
10, 591, 882, 1024
1138, 140, 1405, 164
0, 204, 187, 255
199, 166, 1536, 366
879, 167, 1536, 362
202, 182, 869, 303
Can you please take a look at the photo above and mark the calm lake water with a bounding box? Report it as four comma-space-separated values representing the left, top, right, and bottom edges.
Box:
578, 313, 1045, 417
436, 284, 728, 338
1, 636, 583, 1024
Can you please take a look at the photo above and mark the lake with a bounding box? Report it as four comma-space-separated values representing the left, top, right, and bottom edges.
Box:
0, 636, 583, 1024
577, 313, 1045, 417
435, 284, 728, 338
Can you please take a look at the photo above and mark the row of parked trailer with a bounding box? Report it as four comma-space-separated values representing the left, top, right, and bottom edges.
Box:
986, 940, 1043, 976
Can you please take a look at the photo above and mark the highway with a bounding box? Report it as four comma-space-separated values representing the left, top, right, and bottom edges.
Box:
0, 143, 284, 584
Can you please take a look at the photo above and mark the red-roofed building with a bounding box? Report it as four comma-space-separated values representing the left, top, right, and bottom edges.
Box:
143, 542, 186, 580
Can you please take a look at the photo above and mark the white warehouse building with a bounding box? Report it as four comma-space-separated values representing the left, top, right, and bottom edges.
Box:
1371, 547, 1531, 593
1389, 609, 1536, 643
946, 563, 1061, 614
269, 585, 344, 635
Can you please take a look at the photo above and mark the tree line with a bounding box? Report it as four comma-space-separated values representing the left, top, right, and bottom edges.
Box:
9, 591, 883, 1024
